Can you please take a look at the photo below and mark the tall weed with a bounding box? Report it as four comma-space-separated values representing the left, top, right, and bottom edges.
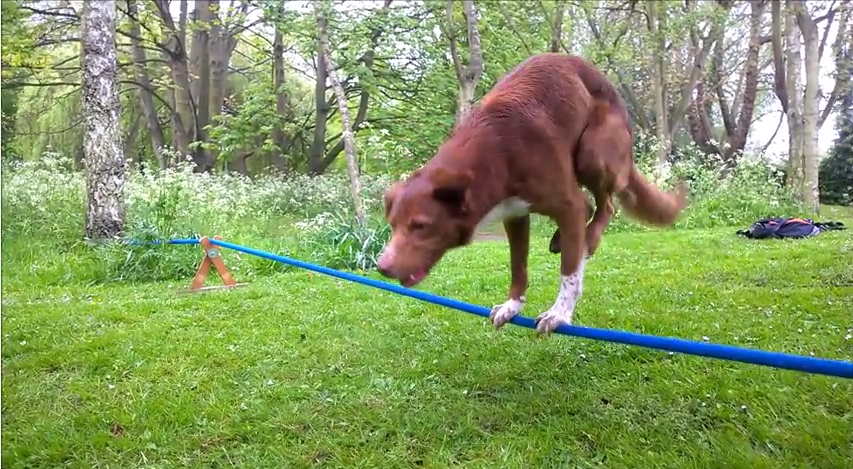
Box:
295, 211, 391, 271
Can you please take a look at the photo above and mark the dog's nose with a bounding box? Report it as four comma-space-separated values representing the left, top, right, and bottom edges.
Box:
376, 257, 391, 277
377, 265, 392, 277
377, 249, 395, 278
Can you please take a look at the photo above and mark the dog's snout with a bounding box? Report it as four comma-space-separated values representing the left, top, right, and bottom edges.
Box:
377, 250, 394, 277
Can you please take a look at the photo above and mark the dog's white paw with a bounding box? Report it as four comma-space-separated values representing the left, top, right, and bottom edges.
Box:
534, 268, 586, 335
489, 297, 524, 329
534, 306, 574, 334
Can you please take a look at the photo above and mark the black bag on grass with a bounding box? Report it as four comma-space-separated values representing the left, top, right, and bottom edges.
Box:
736, 217, 846, 239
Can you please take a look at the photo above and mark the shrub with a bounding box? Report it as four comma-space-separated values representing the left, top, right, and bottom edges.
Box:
295, 211, 391, 271
818, 141, 853, 207
0, 153, 86, 242
607, 132, 802, 232
820, 95, 853, 206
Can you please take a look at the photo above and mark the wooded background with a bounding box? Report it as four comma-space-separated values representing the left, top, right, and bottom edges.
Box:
2, 0, 851, 213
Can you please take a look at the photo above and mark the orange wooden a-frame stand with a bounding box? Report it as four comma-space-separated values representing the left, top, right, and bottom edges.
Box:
186, 235, 247, 293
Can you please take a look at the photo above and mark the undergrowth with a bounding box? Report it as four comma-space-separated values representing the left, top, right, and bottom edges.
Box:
2, 139, 805, 284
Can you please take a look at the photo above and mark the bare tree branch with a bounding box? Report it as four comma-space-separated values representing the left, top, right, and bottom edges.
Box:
759, 111, 786, 155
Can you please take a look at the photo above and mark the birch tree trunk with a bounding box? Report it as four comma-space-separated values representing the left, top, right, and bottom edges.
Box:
80, 0, 127, 240
315, 1, 365, 225
795, 1, 821, 214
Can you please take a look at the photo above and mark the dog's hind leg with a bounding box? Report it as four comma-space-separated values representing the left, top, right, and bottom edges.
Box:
535, 193, 589, 334
490, 215, 530, 329
549, 196, 594, 254
552, 104, 632, 257
585, 187, 618, 256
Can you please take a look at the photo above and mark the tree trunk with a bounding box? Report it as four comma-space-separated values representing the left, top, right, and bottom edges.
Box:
646, 1, 669, 166
207, 1, 229, 118
307, 5, 331, 175
784, 0, 805, 196
271, 7, 290, 173
319, 0, 392, 170
584, 11, 650, 130
190, 0, 213, 172
126, 0, 167, 170
154, 0, 194, 160
316, 0, 365, 224
207, 1, 247, 169
819, 2, 850, 129
307, 0, 392, 175
233, 152, 250, 175
80, 0, 127, 240
550, 0, 566, 53
666, 0, 726, 143
446, 0, 483, 126
795, 1, 821, 214
123, 111, 142, 165
771, 0, 789, 114
724, 0, 766, 164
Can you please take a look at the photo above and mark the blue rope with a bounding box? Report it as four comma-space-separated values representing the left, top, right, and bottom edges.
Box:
170, 237, 853, 379
123, 238, 201, 246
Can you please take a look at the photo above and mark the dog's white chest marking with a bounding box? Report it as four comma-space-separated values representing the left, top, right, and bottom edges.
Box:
477, 197, 531, 231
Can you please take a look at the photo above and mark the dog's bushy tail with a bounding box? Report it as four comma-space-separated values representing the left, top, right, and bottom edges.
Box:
616, 166, 687, 227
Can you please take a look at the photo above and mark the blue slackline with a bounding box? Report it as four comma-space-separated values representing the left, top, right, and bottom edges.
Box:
168, 237, 853, 379
124, 238, 201, 246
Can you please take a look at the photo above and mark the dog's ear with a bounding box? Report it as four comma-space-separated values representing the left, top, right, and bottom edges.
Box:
430, 167, 473, 214
383, 182, 402, 219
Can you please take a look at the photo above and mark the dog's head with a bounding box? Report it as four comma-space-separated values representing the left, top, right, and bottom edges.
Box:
376, 166, 476, 287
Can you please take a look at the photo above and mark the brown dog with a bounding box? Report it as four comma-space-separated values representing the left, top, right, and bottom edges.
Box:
377, 53, 687, 334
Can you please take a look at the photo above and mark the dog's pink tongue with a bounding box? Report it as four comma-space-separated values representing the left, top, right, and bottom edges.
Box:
403, 269, 428, 288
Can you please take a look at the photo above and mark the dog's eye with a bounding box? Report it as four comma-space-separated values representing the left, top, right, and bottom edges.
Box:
409, 220, 428, 231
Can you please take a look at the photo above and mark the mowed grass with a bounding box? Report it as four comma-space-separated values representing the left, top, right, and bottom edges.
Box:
2, 222, 853, 468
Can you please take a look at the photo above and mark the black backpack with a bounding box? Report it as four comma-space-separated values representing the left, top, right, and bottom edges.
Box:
736, 217, 846, 239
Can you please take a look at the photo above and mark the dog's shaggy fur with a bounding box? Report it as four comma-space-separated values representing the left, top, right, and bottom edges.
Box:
377, 53, 687, 333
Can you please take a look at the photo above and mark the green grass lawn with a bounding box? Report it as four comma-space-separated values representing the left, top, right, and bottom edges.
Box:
2, 220, 853, 468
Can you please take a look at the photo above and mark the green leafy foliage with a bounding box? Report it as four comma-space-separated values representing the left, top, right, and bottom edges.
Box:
300, 211, 392, 271
1, 1, 38, 72
819, 149, 853, 207
819, 106, 853, 206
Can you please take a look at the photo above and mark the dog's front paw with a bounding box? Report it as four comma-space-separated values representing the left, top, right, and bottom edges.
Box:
534, 271, 585, 335
489, 297, 524, 329
534, 306, 574, 335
